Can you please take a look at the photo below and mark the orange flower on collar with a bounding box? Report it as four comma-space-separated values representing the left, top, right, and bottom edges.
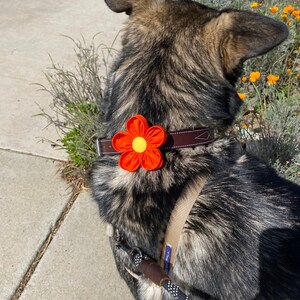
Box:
112, 115, 167, 172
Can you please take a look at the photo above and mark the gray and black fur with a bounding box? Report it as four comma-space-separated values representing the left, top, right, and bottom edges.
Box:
90, 0, 300, 299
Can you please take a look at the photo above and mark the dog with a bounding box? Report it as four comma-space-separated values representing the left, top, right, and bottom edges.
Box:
90, 0, 300, 299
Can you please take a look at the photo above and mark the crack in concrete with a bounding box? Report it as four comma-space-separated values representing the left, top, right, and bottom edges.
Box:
10, 188, 81, 300
0, 147, 67, 162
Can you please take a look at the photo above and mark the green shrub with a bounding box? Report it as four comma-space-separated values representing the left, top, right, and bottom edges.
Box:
37, 35, 113, 177
201, 0, 299, 183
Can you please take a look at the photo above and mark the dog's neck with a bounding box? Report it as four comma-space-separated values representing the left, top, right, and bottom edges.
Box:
103, 52, 241, 137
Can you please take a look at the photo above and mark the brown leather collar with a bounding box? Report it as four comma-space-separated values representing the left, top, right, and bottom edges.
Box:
96, 128, 215, 157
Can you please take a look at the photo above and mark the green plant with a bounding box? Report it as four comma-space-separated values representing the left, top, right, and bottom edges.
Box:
242, 92, 300, 183
199, 0, 299, 183
37, 35, 115, 182
230, 1, 300, 183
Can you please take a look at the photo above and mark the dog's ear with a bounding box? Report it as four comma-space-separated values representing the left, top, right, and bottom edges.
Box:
105, 0, 133, 14
212, 10, 288, 75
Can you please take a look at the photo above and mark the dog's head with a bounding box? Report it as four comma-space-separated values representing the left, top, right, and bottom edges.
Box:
104, 0, 288, 131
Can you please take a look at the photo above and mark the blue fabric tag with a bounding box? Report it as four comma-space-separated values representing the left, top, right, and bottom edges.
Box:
163, 244, 172, 274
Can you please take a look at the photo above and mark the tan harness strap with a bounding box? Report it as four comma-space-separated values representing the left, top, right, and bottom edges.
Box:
161, 177, 207, 272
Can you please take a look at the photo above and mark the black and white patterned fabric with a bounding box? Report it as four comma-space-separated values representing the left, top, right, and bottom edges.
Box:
163, 280, 191, 300
133, 252, 143, 267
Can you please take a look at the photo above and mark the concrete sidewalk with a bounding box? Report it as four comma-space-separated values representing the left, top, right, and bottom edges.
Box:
0, 1, 132, 299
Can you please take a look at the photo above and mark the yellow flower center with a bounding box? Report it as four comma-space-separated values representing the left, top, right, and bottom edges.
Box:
132, 137, 147, 153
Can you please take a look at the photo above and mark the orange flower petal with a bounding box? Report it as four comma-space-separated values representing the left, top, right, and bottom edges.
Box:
112, 131, 133, 152
249, 71, 260, 82
238, 93, 247, 100
145, 126, 167, 148
283, 5, 294, 14
267, 74, 280, 85
141, 149, 163, 170
293, 10, 300, 17
119, 151, 141, 172
250, 2, 258, 9
269, 6, 278, 13
126, 115, 149, 137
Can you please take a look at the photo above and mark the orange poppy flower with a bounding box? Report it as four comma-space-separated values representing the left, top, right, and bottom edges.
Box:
293, 10, 300, 17
112, 115, 167, 172
250, 71, 261, 83
283, 5, 294, 14
292, 10, 300, 20
267, 74, 280, 85
241, 76, 247, 82
238, 93, 247, 100
269, 6, 279, 13
250, 2, 259, 9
